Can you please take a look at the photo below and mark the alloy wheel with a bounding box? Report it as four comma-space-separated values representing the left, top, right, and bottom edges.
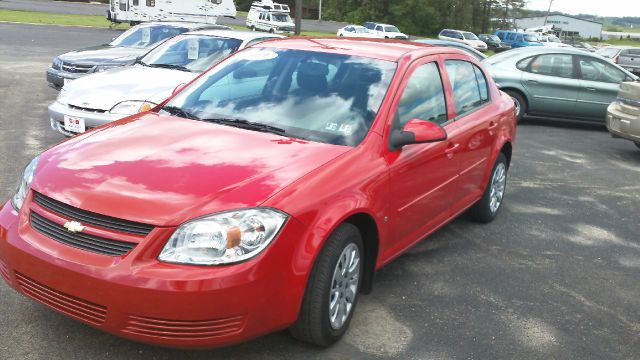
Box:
489, 163, 507, 213
329, 243, 360, 330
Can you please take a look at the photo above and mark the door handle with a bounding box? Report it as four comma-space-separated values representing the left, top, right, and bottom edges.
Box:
488, 121, 498, 130
445, 143, 460, 159
585, 87, 597, 91
526, 79, 538, 84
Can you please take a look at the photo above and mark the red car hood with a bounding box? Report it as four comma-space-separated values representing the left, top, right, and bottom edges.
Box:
32, 114, 350, 226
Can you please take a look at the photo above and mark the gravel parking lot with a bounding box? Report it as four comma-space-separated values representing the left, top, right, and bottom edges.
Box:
1, 23, 639, 360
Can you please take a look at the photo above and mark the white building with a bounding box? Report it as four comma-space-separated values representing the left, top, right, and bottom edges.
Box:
515, 14, 602, 39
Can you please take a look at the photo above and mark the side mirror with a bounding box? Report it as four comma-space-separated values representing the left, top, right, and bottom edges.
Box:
390, 119, 447, 150
172, 83, 187, 96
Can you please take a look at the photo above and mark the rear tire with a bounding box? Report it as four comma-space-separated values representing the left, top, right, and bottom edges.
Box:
469, 153, 508, 223
269, 28, 275, 33
289, 223, 363, 347
504, 90, 526, 123
250, 25, 256, 31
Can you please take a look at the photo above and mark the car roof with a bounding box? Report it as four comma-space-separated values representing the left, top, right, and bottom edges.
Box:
137, 21, 228, 29
499, 46, 596, 56
185, 29, 285, 41
414, 39, 487, 59
256, 37, 463, 62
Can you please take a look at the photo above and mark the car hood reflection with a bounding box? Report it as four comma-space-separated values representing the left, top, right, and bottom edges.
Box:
32, 113, 351, 226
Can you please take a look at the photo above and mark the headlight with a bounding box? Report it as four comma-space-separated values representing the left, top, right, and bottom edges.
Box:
159, 208, 288, 265
52, 57, 62, 70
91, 63, 126, 73
109, 101, 156, 115
11, 156, 40, 211
56, 89, 71, 105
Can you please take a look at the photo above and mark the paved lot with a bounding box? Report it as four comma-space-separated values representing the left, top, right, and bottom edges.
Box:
0, 22, 639, 360
0, 0, 348, 33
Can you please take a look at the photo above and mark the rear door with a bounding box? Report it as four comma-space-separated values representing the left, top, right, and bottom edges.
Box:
575, 55, 628, 121
520, 53, 579, 116
442, 57, 497, 209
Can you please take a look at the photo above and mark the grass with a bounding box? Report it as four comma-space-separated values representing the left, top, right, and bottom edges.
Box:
596, 38, 640, 46
0, 9, 129, 29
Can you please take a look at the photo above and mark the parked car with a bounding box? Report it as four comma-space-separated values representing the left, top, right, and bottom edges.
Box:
1, 38, 516, 349
483, 47, 638, 122
413, 39, 487, 61
46, 22, 229, 89
562, 41, 596, 52
363, 22, 409, 40
107, 0, 236, 25
337, 25, 378, 38
246, 2, 295, 34
48, 30, 283, 136
478, 34, 511, 52
537, 35, 573, 48
495, 30, 543, 48
598, 46, 640, 74
438, 29, 488, 51
607, 81, 640, 149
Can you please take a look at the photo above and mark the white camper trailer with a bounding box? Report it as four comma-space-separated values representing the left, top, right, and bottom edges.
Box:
246, 0, 295, 34
107, 0, 237, 25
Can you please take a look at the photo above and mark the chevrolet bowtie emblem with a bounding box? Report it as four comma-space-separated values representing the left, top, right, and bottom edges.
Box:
63, 221, 85, 233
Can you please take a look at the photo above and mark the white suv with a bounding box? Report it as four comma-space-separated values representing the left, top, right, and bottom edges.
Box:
363, 22, 409, 40
438, 29, 487, 51
246, 9, 295, 34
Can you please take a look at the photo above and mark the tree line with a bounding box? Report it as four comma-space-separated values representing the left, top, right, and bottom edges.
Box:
236, 0, 526, 36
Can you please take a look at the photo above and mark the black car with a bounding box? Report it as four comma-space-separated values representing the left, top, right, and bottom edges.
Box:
46, 22, 230, 89
478, 34, 511, 52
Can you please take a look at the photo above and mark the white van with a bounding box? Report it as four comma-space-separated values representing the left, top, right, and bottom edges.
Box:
438, 29, 488, 51
108, 0, 236, 25
246, 0, 295, 34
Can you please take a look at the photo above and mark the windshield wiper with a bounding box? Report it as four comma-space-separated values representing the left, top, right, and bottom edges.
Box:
162, 106, 199, 120
148, 63, 192, 72
201, 117, 288, 136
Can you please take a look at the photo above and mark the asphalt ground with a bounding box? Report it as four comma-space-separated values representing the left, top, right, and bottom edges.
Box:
0, 22, 639, 360
0, 0, 349, 33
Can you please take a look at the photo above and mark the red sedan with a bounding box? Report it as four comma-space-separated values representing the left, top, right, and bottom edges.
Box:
0, 38, 516, 348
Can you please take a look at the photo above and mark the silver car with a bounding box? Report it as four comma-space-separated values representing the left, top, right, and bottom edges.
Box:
49, 30, 283, 136
483, 47, 638, 122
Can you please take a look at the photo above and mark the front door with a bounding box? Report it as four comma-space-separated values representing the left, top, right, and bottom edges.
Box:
386, 57, 459, 257
575, 56, 628, 121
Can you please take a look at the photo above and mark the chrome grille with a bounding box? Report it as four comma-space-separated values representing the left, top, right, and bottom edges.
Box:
33, 192, 154, 236
30, 212, 138, 256
60, 61, 94, 74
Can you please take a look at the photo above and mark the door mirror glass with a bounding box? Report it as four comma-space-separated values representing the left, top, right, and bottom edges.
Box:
390, 119, 447, 149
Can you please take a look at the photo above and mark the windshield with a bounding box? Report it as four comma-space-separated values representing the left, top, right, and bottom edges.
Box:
140, 35, 243, 73
272, 13, 292, 23
524, 34, 539, 42
110, 25, 187, 48
547, 36, 561, 43
164, 48, 397, 146
385, 26, 400, 33
463, 32, 479, 40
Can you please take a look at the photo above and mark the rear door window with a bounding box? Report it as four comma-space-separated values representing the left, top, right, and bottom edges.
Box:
528, 54, 574, 78
445, 60, 487, 116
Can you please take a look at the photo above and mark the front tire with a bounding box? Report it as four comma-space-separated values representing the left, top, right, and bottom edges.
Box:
504, 90, 526, 123
469, 153, 508, 223
289, 223, 363, 347
250, 25, 256, 31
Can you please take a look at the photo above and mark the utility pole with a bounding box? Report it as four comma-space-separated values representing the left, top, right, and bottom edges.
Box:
295, 0, 302, 35
319, 0, 322, 21
543, 0, 554, 25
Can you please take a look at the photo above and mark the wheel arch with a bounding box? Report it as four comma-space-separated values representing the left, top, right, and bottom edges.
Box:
342, 213, 379, 294
500, 87, 529, 111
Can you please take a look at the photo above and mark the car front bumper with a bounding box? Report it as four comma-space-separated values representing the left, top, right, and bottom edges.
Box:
0, 196, 305, 348
48, 101, 124, 137
46, 67, 89, 89
607, 102, 640, 142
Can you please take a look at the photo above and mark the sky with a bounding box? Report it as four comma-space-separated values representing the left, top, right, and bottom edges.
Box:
525, 0, 635, 17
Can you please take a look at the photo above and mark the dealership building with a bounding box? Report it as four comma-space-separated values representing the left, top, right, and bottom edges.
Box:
515, 14, 603, 39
